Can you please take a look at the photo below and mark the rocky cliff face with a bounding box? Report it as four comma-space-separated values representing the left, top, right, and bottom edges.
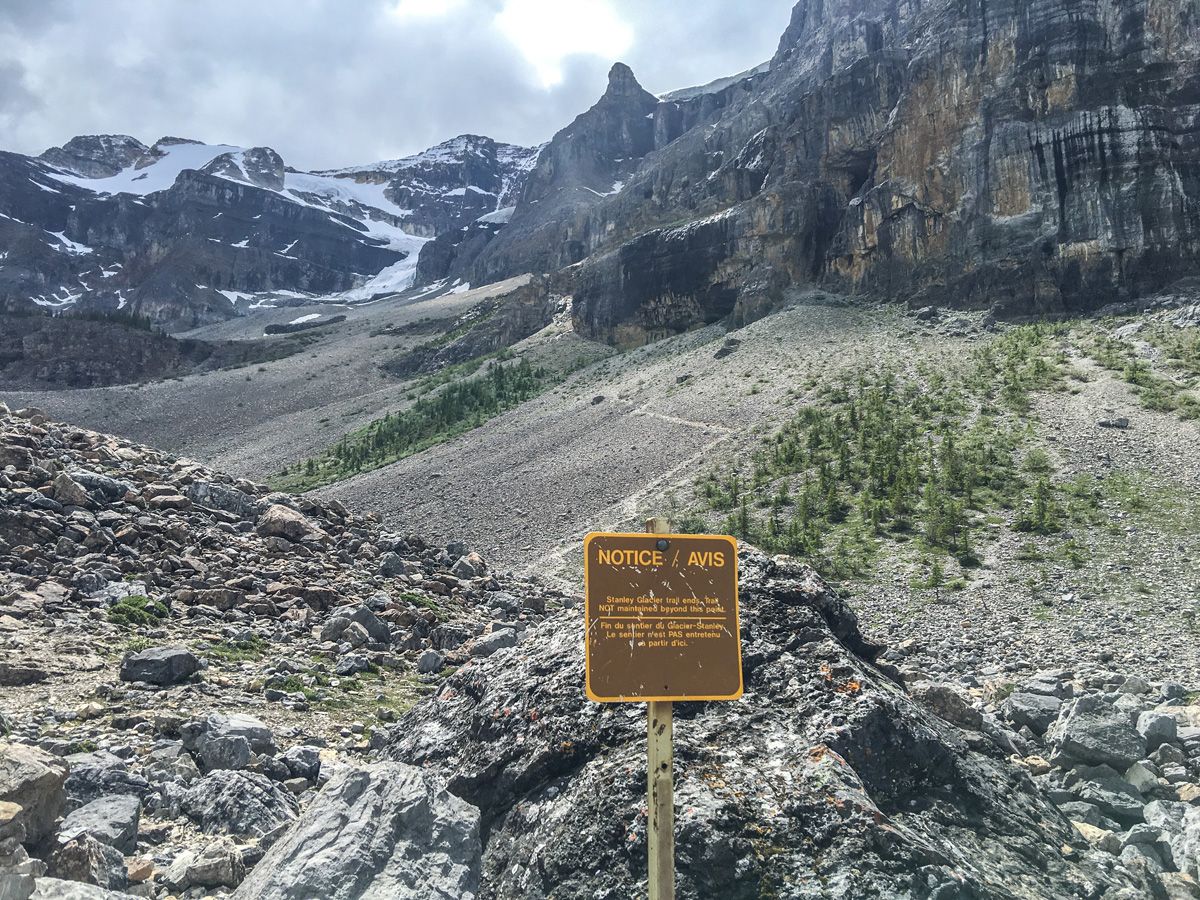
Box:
455, 0, 1200, 345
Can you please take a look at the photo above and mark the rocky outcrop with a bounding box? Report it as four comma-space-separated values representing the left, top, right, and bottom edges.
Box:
467, 64, 661, 286
38, 136, 149, 180
381, 551, 1159, 898
232, 763, 481, 900
381, 275, 557, 376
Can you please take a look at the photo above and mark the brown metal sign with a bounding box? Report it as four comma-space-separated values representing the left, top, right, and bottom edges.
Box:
584, 532, 742, 702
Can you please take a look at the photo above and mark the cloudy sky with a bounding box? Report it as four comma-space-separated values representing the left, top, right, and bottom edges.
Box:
0, 0, 793, 171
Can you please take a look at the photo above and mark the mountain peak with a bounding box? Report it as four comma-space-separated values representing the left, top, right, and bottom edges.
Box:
604, 62, 650, 100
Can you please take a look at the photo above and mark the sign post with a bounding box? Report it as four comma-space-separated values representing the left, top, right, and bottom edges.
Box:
645, 517, 674, 900
584, 519, 742, 900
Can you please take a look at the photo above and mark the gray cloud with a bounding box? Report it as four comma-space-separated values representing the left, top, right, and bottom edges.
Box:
0, 0, 792, 170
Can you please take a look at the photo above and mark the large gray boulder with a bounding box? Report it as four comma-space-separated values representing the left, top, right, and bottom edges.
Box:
185, 480, 262, 519
181, 713, 275, 773
0, 744, 69, 845
56, 794, 140, 854
1146, 800, 1200, 879
181, 770, 296, 837
1048, 694, 1147, 769
119, 646, 200, 686
232, 763, 480, 900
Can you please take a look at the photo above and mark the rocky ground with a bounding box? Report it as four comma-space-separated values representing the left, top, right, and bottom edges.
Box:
0, 403, 564, 898
0, 405, 1198, 897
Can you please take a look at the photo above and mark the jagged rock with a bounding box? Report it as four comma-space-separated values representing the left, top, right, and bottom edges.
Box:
1002, 691, 1063, 736
450, 553, 486, 579
1049, 694, 1147, 769
50, 474, 89, 508
470, 629, 517, 658
118, 646, 200, 686
256, 505, 327, 544
280, 747, 320, 783
385, 550, 1155, 898
909, 680, 982, 730
46, 834, 127, 891
181, 713, 275, 773
326, 604, 390, 645
63, 752, 151, 808
232, 763, 480, 900
181, 770, 297, 837
1069, 765, 1146, 822
56, 795, 140, 854
163, 838, 246, 890
1126, 761, 1160, 794
1140, 711, 1180, 750
0, 743, 69, 845
417, 650, 444, 674
378, 553, 413, 577
185, 480, 262, 519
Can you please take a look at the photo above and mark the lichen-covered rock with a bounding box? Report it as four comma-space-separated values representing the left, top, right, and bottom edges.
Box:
181, 770, 297, 837
233, 763, 480, 900
1049, 695, 1147, 769
384, 550, 1156, 898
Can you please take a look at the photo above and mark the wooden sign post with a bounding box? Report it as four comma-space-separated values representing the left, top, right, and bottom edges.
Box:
584, 518, 742, 900
645, 516, 674, 900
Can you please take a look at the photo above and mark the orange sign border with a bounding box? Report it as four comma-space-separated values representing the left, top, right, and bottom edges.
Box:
583, 531, 743, 703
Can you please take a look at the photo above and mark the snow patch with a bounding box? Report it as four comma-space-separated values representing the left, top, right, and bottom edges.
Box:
477, 206, 515, 224
45, 231, 94, 255
47, 142, 242, 196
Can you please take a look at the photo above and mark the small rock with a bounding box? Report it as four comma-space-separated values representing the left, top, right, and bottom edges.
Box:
51, 473, 90, 507
181, 770, 297, 837
1049, 695, 1147, 769
1139, 711, 1179, 750
471, 629, 518, 658
417, 649, 444, 674
47, 834, 128, 890
1073, 820, 1120, 854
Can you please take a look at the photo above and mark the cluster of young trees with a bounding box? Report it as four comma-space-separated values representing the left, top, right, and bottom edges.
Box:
285, 358, 546, 486
691, 326, 1068, 579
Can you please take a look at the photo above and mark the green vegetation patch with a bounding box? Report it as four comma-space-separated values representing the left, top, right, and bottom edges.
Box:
107, 595, 169, 627
201, 634, 269, 663
271, 357, 550, 491
1088, 325, 1200, 420
678, 324, 1069, 580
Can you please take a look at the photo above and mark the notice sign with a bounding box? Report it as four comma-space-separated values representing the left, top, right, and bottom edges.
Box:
584, 532, 742, 702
